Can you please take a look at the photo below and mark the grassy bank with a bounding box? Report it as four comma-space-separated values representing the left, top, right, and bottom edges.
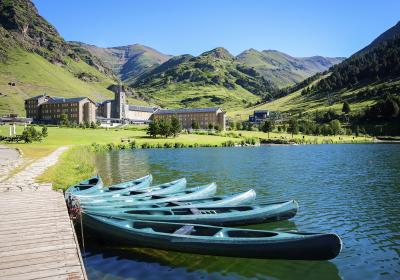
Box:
2, 124, 373, 190
36, 146, 96, 190
0, 125, 241, 157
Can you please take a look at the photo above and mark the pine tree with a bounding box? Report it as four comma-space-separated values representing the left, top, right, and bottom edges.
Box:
147, 119, 160, 138
170, 116, 182, 137
261, 120, 274, 138
342, 101, 351, 114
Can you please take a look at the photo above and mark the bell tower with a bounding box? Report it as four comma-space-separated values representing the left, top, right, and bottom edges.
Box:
114, 84, 126, 119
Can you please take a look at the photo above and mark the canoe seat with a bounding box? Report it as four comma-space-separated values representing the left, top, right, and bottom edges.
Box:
190, 208, 201, 215
173, 225, 195, 235
200, 210, 217, 215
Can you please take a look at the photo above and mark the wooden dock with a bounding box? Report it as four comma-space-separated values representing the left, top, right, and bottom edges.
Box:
0, 146, 87, 280
0, 188, 87, 280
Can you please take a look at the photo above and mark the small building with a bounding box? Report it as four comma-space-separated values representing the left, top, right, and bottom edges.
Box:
25, 95, 97, 124
249, 110, 270, 123
125, 105, 159, 123
152, 107, 226, 130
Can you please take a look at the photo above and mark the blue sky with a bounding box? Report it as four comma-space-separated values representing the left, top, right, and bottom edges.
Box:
33, 0, 400, 58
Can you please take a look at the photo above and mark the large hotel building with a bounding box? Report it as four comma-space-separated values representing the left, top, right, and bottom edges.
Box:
25, 95, 96, 124
152, 107, 226, 130
25, 88, 226, 130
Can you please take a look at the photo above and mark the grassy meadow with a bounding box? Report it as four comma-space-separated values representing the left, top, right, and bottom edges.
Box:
0, 47, 149, 116
1, 124, 373, 190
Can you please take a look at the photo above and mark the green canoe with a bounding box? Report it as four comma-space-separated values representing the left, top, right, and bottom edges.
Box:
82, 213, 342, 260
64, 175, 103, 200
75, 175, 154, 199
84, 200, 299, 226
86, 189, 257, 212
81, 183, 217, 210
77, 177, 187, 201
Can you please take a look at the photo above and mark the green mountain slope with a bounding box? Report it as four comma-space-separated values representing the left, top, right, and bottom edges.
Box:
0, 0, 149, 115
236, 49, 344, 88
232, 21, 400, 121
70, 42, 172, 84
132, 47, 279, 110
356, 21, 400, 55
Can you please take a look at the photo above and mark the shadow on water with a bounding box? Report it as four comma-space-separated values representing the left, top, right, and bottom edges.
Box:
78, 220, 341, 280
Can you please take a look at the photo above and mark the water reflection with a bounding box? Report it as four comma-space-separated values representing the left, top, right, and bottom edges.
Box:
87, 145, 400, 279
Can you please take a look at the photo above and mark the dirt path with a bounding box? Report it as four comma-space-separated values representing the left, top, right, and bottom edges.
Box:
0, 145, 23, 182
0, 146, 68, 192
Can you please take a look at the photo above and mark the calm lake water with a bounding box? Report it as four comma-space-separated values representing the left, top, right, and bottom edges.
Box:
82, 144, 400, 280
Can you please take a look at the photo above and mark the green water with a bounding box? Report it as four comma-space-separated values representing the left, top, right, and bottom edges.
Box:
83, 144, 400, 279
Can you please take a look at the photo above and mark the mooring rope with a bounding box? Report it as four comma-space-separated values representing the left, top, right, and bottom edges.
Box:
67, 196, 87, 265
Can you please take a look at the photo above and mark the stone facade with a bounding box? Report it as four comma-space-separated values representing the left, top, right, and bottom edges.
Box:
25, 95, 97, 124
97, 89, 158, 123
152, 107, 226, 130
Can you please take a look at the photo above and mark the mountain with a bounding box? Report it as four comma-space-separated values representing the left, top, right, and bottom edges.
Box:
236, 49, 344, 88
70, 42, 172, 84
132, 47, 279, 110
0, 0, 148, 115
232, 21, 400, 122
356, 21, 400, 55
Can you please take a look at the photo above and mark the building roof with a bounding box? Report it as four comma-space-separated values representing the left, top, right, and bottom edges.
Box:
47, 97, 87, 104
128, 105, 159, 113
25, 94, 48, 100
154, 107, 223, 115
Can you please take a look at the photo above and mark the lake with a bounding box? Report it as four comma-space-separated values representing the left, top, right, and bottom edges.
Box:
82, 144, 400, 279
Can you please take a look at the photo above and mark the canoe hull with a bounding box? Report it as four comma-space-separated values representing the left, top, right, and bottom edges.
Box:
76, 175, 154, 200
64, 176, 103, 200
82, 214, 342, 260
82, 183, 217, 209
85, 200, 299, 226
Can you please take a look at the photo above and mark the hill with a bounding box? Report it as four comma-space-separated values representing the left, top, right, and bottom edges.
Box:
0, 0, 149, 116
236, 49, 344, 88
70, 42, 172, 85
132, 47, 279, 110
232, 21, 400, 128
356, 21, 400, 55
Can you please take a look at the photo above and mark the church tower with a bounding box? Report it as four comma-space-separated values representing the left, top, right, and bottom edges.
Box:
114, 84, 126, 119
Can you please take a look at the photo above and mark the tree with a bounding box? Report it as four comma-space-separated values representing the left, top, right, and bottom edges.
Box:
170, 116, 181, 137
147, 119, 160, 138
287, 119, 299, 138
261, 120, 274, 138
354, 125, 360, 137
329, 120, 341, 136
191, 120, 199, 130
22, 126, 42, 143
342, 101, 351, 114
41, 126, 48, 138
383, 97, 399, 118
159, 119, 172, 138
59, 113, 69, 127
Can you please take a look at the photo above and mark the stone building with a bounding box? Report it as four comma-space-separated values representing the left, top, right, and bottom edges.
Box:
125, 105, 159, 122
152, 107, 226, 130
25, 94, 51, 121
97, 88, 158, 123
24, 95, 97, 124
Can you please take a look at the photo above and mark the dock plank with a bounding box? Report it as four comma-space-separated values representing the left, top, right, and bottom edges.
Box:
0, 146, 86, 280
